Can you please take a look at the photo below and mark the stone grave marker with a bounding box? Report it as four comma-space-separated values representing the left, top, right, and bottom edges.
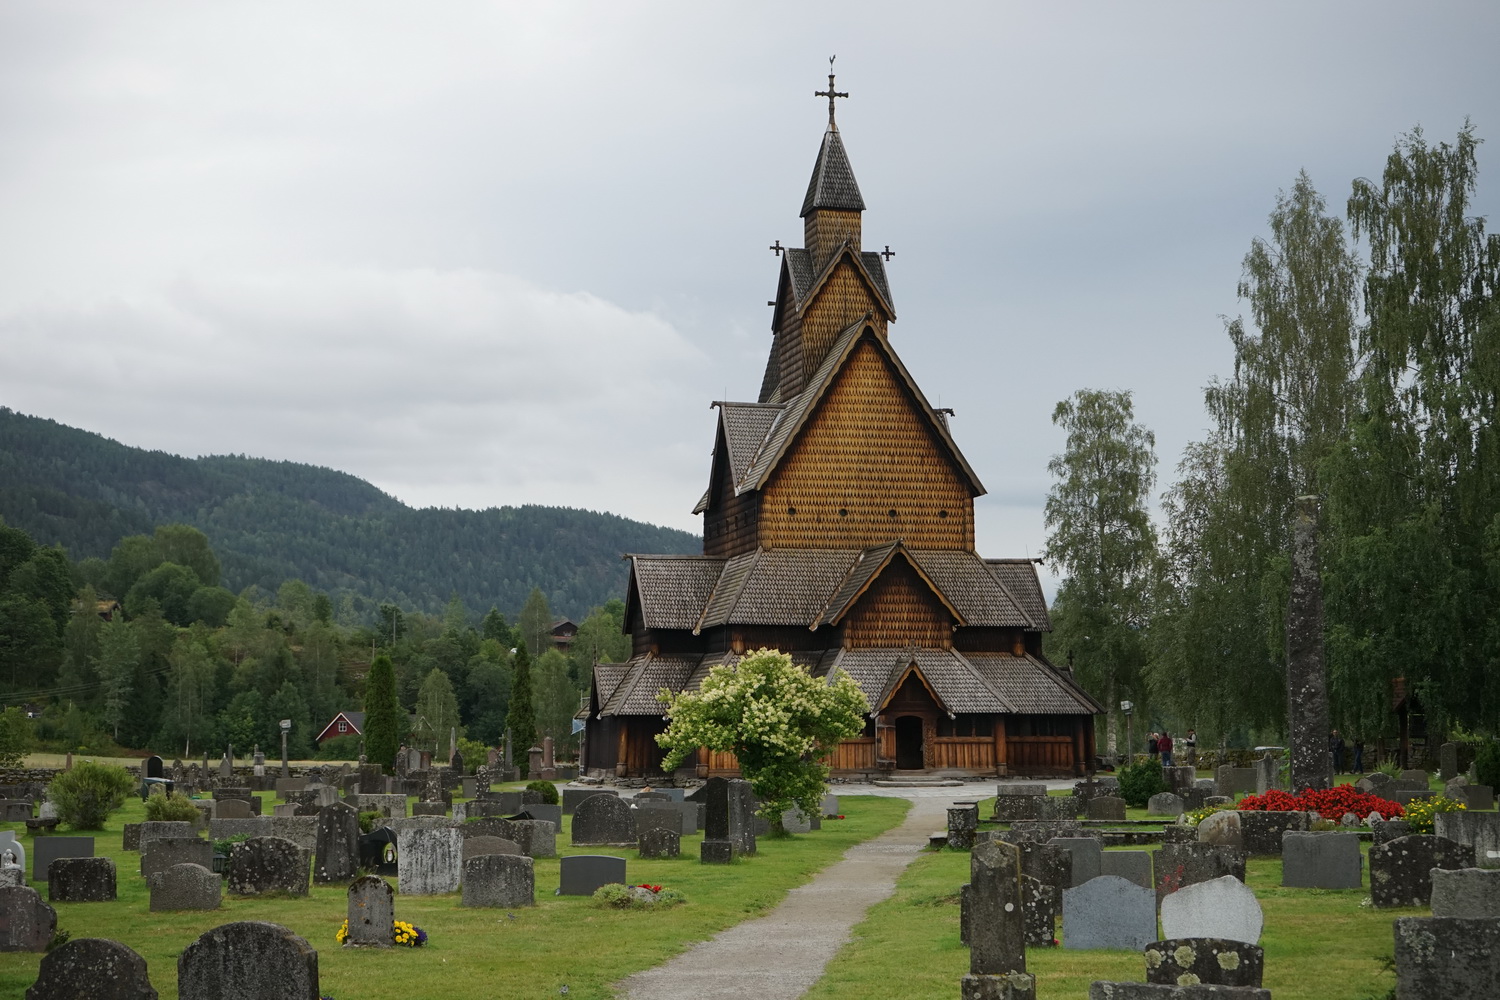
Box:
993, 783, 1046, 822
519, 803, 563, 830
23, 937, 158, 1000
1143, 938, 1264, 989
47, 857, 116, 902
1048, 837, 1103, 887
1020, 874, 1057, 948
1238, 811, 1309, 855
1439, 742, 1459, 781
0, 867, 23, 889
1002, 820, 1084, 845
462, 854, 534, 908
572, 794, 635, 846
1370, 815, 1413, 844
1394, 916, 1500, 1000
503, 819, 557, 858
463, 836, 520, 860
639, 828, 680, 859
1017, 842, 1071, 909
397, 827, 462, 896
1159, 875, 1263, 945
1038, 795, 1081, 821
144, 755, 164, 779
0, 830, 24, 874
1434, 812, 1500, 869
1197, 811, 1242, 850
31, 838, 93, 884
1398, 768, 1429, 785
1370, 834, 1475, 907
729, 779, 758, 855
558, 854, 626, 896
1253, 755, 1280, 794
698, 777, 734, 863
1282, 831, 1362, 889
122, 824, 143, 852
1430, 867, 1500, 917
1161, 825, 1198, 845
1163, 766, 1196, 795
412, 802, 446, 817
948, 804, 979, 849
1061, 875, 1156, 951
0, 886, 56, 951
963, 839, 1034, 997
1098, 850, 1153, 890
1087, 796, 1127, 821
226, 837, 308, 897
148, 863, 219, 912
177, 920, 319, 1000
1458, 784, 1495, 811
781, 805, 813, 834
562, 788, 617, 814
1146, 792, 1184, 817
214, 799, 253, 820
1216, 766, 1258, 796
345, 875, 393, 948
313, 801, 359, 884
1155, 843, 1246, 901
821, 793, 839, 817
0, 800, 33, 822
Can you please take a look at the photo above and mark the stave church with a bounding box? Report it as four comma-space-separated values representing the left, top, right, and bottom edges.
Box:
583, 73, 1102, 779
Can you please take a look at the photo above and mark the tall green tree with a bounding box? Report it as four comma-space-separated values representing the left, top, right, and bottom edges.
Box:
516, 587, 552, 659
568, 599, 630, 685
535, 648, 580, 753
160, 626, 220, 756
508, 641, 537, 777
481, 606, 513, 645
152, 524, 220, 588
96, 617, 140, 739
1042, 389, 1158, 753
414, 667, 463, 756
363, 653, 401, 771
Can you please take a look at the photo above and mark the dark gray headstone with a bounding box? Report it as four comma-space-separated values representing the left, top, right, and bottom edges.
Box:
558, 854, 626, 896
396, 827, 462, 895
313, 801, 358, 884
177, 921, 319, 1000
1434, 812, 1500, 870
47, 857, 116, 902
31, 838, 94, 884
1087, 796, 1128, 821
639, 828, 681, 859
1285, 496, 1332, 793
345, 875, 393, 947
1371, 815, 1413, 844
729, 779, 757, 855
1098, 850, 1153, 890
948, 805, 979, 850
1282, 831, 1362, 889
1016, 842, 1071, 910
1439, 743, 1459, 781
1062, 875, 1156, 951
148, 863, 219, 912
24, 937, 157, 999
1020, 874, 1058, 948
1002, 820, 1084, 845
1155, 843, 1246, 901
1238, 811, 1308, 855
0, 800, 33, 821
1144, 937, 1264, 988
462, 854, 534, 908
1048, 837, 1102, 887
1431, 868, 1500, 918
572, 794, 635, 846
562, 788, 617, 814
144, 756, 165, 780
226, 837, 308, 897
0, 886, 56, 951
1370, 835, 1475, 907
139, 822, 196, 852
1038, 795, 1081, 821
968, 840, 1026, 975
122, 824, 142, 852
1394, 916, 1500, 1000
1216, 766, 1258, 796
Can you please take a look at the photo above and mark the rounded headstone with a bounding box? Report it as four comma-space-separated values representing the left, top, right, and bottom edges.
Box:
177, 921, 319, 1000
0, 885, 57, 952
25, 937, 157, 1000
1197, 811, 1243, 850
148, 863, 221, 912
345, 875, 394, 948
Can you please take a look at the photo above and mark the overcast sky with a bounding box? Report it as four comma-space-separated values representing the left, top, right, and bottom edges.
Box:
2, 3, 1497, 589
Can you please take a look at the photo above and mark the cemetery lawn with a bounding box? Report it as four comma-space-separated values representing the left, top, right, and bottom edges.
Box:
0, 790, 910, 1000
803, 842, 1411, 1000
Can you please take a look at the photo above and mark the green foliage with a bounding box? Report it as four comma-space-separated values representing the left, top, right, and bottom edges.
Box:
509, 642, 537, 779
0, 706, 33, 768
143, 787, 201, 823
187, 585, 238, 627
358, 811, 380, 834
1116, 758, 1169, 808
516, 587, 552, 661
525, 780, 559, 805
455, 736, 489, 773
657, 648, 868, 824
534, 648, 579, 752
1475, 742, 1500, 789
48, 760, 136, 830
592, 883, 687, 909
1402, 795, 1467, 836
316, 732, 364, 761
212, 833, 252, 856
364, 654, 401, 772
413, 667, 463, 756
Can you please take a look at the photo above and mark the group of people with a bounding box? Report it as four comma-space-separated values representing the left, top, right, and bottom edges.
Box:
1147, 729, 1196, 766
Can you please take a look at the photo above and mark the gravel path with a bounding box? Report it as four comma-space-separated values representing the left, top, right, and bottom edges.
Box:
614, 791, 953, 1000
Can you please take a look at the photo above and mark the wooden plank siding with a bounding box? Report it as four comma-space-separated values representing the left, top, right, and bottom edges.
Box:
930, 736, 995, 770
1005, 736, 1074, 774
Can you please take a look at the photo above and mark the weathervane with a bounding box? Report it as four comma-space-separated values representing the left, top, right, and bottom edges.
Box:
815, 55, 847, 126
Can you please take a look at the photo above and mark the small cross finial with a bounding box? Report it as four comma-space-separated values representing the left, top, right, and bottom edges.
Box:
881, 245, 895, 261
814, 55, 848, 126
769, 239, 784, 256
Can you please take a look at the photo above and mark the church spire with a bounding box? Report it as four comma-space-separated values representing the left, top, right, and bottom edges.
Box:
801, 58, 864, 270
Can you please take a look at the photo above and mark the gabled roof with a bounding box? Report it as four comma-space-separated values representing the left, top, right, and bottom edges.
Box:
314, 710, 366, 744
964, 652, 1104, 714
712, 402, 782, 487
695, 547, 862, 631
777, 245, 895, 322
591, 662, 630, 713
911, 550, 1037, 629
599, 652, 701, 716
801, 126, 865, 216
818, 542, 965, 629
984, 559, 1051, 631
628, 555, 726, 630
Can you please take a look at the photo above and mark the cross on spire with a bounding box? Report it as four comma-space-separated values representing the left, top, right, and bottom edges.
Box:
815, 55, 847, 127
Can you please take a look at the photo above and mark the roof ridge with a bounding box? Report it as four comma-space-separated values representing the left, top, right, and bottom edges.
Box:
800, 243, 895, 321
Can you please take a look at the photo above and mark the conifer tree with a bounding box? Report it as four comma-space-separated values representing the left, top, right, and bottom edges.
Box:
509, 641, 537, 778
364, 654, 400, 772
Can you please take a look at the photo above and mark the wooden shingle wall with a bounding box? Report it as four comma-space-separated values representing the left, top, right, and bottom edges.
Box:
804, 209, 862, 272
842, 558, 955, 648
761, 339, 975, 551
800, 263, 887, 380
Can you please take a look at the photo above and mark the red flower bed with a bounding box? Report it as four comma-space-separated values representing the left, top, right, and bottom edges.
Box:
1236, 784, 1403, 818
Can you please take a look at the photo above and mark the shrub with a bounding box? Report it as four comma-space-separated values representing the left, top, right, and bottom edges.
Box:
315, 733, 363, 761
143, 787, 201, 823
456, 737, 489, 775
1237, 784, 1404, 818
592, 883, 686, 909
525, 780, 559, 805
359, 810, 381, 834
212, 833, 252, 856
1475, 741, 1500, 789
1404, 795, 1466, 835
48, 760, 136, 830
1117, 759, 1169, 808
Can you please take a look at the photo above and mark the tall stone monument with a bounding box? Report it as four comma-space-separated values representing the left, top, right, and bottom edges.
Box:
961, 839, 1034, 999
1286, 495, 1332, 793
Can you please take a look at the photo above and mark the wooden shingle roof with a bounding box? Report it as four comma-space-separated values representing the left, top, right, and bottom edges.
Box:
629, 555, 726, 630
984, 559, 1052, 631
599, 652, 701, 716
911, 550, 1036, 629
964, 652, 1104, 714
801, 126, 865, 216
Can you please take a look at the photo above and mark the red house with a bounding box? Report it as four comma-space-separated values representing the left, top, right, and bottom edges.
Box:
314, 710, 366, 745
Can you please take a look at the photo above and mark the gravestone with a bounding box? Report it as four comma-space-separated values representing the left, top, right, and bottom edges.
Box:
0, 800, 33, 821
344, 876, 393, 948
145, 755, 165, 779
558, 854, 626, 896
1155, 843, 1246, 901
1458, 784, 1494, 811
141, 839, 211, 881
1434, 812, 1500, 869
1020, 874, 1058, 947
1285, 496, 1333, 794
519, 803, 563, 830
1001, 820, 1083, 845
1253, 756, 1280, 795
1037, 795, 1081, 821
24, 936, 158, 1000
1394, 916, 1500, 1000
177, 920, 319, 1000
462, 854, 534, 908
949, 804, 979, 850
140, 823, 198, 854
1370, 834, 1475, 907
32, 838, 94, 884
1098, 851, 1153, 890
397, 827, 462, 896
503, 819, 557, 858
1390, 788, 1437, 807
1237, 811, 1309, 855
412, 802, 446, 817
47, 857, 116, 902
463, 836, 520, 860
781, 806, 813, 834
992, 786, 1043, 823
1162, 766, 1196, 795
1430, 868, 1500, 917
639, 828, 681, 859
313, 801, 359, 884
1440, 742, 1459, 781
698, 777, 734, 863
215, 799, 253, 820
1087, 796, 1128, 821
123, 824, 143, 852
1398, 768, 1429, 785
1062, 875, 1156, 951
0, 831, 24, 875
821, 793, 839, 817
1281, 831, 1362, 889
0, 886, 57, 951
1161, 825, 1198, 845
729, 779, 758, 855
1370, 815, 1413, 844
1146, 793, 1184, 817
1216, 766, 1258, 797
226, 837, 308, 897
572, 794, 635, 846
1048, 837, 1103, 887
357, 764, 386, 794
963, 839, 1033, 999
1143, 938, 1264, 988
1017, 842, 1072, 909
1159, 875, 1263, 945
562, 788, 617, 814
148, 863, 219, 912
0, 867, 23, 888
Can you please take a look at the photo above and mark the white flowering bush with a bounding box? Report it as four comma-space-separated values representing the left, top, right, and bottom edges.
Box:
657, 648, 868, 831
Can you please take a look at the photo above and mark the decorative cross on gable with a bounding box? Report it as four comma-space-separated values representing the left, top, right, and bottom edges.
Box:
881, 245, 895, 261
769, 240, 784, 256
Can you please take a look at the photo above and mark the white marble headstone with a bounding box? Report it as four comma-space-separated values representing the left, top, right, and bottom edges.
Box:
1159, 874, 1263, 944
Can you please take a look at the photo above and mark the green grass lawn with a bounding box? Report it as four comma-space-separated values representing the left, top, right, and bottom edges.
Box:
0, 790, 910, 1000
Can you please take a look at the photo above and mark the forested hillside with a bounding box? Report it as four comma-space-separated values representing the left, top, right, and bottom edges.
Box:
0, 407, 698, 620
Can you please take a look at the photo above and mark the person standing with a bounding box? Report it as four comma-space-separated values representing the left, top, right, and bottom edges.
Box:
1184, 729, 1198, 768
1160, 731, 1175, 767
1330, 730, 1345, 774
1147, 732, 1160, 760
1352, 738, 1364, 774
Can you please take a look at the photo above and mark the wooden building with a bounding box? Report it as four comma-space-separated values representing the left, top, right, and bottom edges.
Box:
585, 84, 1102, 779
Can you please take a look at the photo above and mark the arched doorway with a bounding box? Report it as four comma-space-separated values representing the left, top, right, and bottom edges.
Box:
894, 715, 924, 770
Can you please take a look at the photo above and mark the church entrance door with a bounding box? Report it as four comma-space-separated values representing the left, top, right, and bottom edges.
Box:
894, 715, 924, 770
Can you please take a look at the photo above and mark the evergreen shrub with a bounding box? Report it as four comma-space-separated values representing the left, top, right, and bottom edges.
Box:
143, 787, 201, 823
1474, 741, 1500, 789
525, 780, 559, 805
1117, 758, 1169, 808
49, 760, 136, 830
